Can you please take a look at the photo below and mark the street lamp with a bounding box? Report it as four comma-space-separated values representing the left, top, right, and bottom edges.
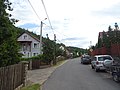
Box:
40, 18, 47, 54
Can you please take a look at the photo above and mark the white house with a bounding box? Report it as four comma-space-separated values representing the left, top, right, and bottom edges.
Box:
17, 32, 41, 58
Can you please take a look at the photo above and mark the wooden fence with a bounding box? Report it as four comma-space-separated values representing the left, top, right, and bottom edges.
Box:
0, 63, 25, 90
90, 47, 108, 56
28, 60, 51, 70
91, 43, 120, 57
111, 43, 120, 57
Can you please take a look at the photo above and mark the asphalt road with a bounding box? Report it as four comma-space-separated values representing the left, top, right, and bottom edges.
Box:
42, 58, 120, 90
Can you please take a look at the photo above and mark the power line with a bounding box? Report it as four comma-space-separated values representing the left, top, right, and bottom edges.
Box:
27, 0, 72, 46
41, 0, 69, 45
56, 39, 63, 44
42, 23, 75, 46
41, 0, 70, 41
41, 0, 54, 34
42, 20, 73, 45
28, 0, 55, 38
27, 0, 41, 21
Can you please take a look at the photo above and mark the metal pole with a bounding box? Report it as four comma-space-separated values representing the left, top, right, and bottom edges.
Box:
39, 18, 47, 55
40, 21, 43, 54
53, 34, 56, 65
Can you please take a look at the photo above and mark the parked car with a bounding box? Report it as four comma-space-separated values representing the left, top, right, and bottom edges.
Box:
108, 58, 120, 83
81, 55, 91, 64
111, 64, 120, 83
91, 55, 114, 72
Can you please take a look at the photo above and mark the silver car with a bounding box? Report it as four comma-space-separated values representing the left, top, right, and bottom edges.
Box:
91, 55, 114, 72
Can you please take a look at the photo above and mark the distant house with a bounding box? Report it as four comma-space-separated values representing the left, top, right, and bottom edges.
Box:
59, 46, 71, 58
17, 32, 41, 58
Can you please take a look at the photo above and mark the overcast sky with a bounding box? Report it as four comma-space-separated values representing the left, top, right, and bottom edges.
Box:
9, 0, 120, 49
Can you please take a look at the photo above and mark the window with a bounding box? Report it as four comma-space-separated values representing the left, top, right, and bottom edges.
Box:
23, 44, 27, 51
103, 56, 112, 60
34, 43, 38, 48
24, 35, 27, 39
33, 53, 36, 56
98, 56, 112, 61
33, 53, 38, 56
98, 57, 104, 61
84, 55, 90, 59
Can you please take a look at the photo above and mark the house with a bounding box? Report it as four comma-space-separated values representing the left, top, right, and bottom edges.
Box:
59, 45, 71, 58
17, 32, 41, 58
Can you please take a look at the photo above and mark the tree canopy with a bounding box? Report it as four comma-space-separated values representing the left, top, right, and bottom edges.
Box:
0, 0, 21, 67
94, 23, 120, 49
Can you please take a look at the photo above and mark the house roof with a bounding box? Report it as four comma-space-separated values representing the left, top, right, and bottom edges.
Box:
98, 32, 103, 39
18, 31, 40, 42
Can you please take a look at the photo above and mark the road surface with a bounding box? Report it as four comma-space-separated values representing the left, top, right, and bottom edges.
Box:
42, 58, 120, 90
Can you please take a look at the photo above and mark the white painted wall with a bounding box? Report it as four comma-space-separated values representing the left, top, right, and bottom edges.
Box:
18, 33, 41, 58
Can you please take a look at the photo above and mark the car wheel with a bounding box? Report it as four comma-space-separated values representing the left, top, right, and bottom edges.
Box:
95, 67, 99, 72
113, 74, 120, 83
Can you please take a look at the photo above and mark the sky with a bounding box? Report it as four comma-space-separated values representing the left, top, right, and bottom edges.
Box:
9, 0, 120, 49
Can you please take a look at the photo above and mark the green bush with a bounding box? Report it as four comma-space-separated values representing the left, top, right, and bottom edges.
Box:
20, 54, 43, 61
20, 54, 54, 65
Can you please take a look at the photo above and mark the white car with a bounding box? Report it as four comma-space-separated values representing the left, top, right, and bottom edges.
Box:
91, 55, 114, 72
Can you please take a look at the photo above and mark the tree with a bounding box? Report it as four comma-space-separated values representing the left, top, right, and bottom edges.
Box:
42, 37, 54, 64
97, 38, 103, 48
56, 43, 67, 58
102, 31, 111, 48
114, 22, 119, 30
0, 0, 21, 67
56, 48, 64, 56
108, 25, 112, 31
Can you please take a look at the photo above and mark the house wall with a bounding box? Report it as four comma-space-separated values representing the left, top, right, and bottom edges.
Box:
18, 33, 41, 58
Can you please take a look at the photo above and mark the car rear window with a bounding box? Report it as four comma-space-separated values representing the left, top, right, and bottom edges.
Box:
82, 55, 90, 59
85, 56, 90, 59
98, 56, 112, 61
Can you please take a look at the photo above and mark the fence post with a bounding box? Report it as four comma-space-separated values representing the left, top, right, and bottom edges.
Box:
28, 60, 32, 70
20, 61, 29, 87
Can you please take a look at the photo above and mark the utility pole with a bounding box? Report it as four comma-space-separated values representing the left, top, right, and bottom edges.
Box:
40, 21, 43, 54
53, 34, 56, 65
39, 18, 47, 54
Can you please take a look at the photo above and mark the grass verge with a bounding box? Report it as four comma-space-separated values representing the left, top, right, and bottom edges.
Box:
20, 84, 40, 90
53, 60, 67, 67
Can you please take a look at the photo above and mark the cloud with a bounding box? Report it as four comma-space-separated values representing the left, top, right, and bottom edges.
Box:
75, 41, 90, 48
60, 37, 90, 49
45, 20, 63, 30
91, 3, 120, 17
8, 0, 120, 49
61, 37, 86, 41
60, 37, 89, 48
